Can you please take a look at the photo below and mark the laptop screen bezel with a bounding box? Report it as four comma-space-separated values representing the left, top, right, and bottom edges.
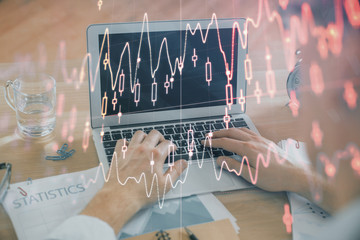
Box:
86, 18, 248, 129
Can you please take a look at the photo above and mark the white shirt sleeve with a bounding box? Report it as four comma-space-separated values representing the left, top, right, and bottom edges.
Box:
45, 215, 116, 240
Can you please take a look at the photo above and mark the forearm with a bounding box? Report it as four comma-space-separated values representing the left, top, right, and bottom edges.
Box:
288, 168, 337, 214
80, 187, 143, 233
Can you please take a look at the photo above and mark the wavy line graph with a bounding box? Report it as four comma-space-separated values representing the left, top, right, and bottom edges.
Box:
80, 135, 360, 208
81, 137, 305, 208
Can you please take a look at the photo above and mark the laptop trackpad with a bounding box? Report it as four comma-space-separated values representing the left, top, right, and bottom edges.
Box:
165, 161, 235, 198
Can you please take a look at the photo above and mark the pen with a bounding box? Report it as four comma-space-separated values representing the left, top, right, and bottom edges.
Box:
184, 226, 199, 240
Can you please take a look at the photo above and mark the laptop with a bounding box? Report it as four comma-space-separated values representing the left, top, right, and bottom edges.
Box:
86, 17, 257, 199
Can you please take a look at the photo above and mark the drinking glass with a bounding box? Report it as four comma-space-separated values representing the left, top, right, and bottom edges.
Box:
4, 74, 56, 137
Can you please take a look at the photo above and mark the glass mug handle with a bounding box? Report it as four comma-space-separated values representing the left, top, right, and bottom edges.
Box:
4, 80, 16, 111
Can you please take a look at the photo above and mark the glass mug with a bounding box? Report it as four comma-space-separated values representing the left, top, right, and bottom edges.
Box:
4, 74, 56, 137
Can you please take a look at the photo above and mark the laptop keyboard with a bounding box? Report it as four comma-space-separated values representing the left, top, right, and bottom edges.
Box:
102, 118, 249, 165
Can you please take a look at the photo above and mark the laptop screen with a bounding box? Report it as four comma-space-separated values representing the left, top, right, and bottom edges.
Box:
99, 28, 238, 117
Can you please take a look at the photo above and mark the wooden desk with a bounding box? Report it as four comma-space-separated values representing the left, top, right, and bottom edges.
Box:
0, 0, 300, 239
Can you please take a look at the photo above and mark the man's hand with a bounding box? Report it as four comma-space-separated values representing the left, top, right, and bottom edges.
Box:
81, 130, 187, 232
202, 128, 308, 193
106, 129, 187, 205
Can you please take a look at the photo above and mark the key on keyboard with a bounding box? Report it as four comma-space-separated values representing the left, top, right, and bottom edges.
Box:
105, 148, 115, 156
102, 133, 112, 141
122, 132, 133, 139
112, 131, 122, 140
213, 123, 224, 130
144, 127, 153, 133
103, 141, 117, 149
164, 128, 174, 135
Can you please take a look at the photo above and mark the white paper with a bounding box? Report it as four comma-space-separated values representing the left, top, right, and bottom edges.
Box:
278, 139, 330, 240
3, 167, 239, 240
3, 167, 104, 240
119, 193, 239, 238
288, 192, 330, 240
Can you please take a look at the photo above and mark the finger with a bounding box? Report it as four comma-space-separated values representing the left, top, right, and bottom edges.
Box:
142, 129, 165, 147
112, 139, 131, 169
163, 160, 188, 190
216, 156, 256, 185
205, 128, 252, 141
240, 127, 258, 136
128, 131, 147, 147
155, 140, 177, 163
114, 139, 129, 153
204, 138, 258, 162
202, 137, 246, 154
